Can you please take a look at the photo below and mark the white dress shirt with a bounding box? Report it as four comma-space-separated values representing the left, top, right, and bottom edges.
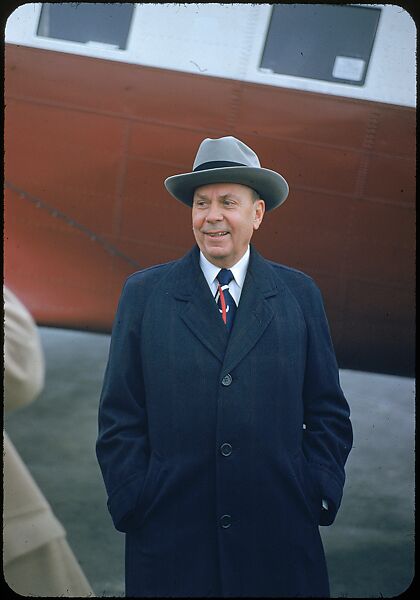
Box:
199, 246, 250, 306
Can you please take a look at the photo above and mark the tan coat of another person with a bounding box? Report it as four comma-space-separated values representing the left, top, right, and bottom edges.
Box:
3, 286, 94, 596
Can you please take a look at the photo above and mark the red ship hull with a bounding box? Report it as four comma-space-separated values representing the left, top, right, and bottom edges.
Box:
4, 45, 415, 376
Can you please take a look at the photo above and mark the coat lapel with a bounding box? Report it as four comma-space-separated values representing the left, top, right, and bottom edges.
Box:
171, 246, 228, 363
221, 246, 278, 374
170, 245, 279, 369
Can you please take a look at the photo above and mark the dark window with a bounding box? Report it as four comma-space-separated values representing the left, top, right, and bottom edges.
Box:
260, 4, 381, 86
37, 3, 134, 50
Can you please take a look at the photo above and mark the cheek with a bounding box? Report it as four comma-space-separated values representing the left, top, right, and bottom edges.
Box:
192, 212, 202, 230
236, 219, 255, 240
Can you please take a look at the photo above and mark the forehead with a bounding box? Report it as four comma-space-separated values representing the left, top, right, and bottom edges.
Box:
193, 182, 254, 199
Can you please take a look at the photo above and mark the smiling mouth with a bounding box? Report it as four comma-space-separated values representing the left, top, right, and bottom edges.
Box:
205, 231, 229, 237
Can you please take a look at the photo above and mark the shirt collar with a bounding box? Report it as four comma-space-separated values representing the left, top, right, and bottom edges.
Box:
199, 246, 250, 289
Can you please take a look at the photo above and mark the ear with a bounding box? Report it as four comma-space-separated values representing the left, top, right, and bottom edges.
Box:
253, 199, 265, 230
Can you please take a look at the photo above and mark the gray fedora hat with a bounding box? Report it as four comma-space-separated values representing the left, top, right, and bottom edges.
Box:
164, 136, 289, 211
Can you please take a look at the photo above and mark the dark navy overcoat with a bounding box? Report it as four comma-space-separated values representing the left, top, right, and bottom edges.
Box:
96, 245, 352, 597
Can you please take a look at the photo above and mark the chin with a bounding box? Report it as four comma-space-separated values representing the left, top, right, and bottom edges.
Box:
203, 244, 227, 257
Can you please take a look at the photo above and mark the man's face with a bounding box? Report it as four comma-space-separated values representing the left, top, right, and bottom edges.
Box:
192, 182, 265, 268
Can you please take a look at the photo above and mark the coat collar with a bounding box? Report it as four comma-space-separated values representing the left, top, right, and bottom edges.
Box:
171, 245, 279, 368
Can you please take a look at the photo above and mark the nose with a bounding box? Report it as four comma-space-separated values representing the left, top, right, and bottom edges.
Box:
205, 202, 223, 223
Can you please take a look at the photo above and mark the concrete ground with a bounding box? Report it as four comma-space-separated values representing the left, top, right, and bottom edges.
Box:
4, 328, 415, 597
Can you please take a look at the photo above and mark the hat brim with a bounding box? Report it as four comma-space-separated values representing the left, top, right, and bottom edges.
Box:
164, 166, 288, 211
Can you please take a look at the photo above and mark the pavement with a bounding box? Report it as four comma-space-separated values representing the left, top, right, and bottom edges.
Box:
4, 327, 415, 597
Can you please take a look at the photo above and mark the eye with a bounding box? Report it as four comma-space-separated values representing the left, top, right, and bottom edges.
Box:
194, 199, 208, 208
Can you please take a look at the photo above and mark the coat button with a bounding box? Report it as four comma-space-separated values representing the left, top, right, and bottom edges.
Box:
220, 443, 232, 456
220, 514, 232, 528
221, 374, 232, 386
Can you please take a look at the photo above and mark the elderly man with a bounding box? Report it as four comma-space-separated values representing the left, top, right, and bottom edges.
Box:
96, 136, 352, 597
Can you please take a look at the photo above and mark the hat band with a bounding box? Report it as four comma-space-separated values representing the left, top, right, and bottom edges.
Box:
193, 160, 247, 172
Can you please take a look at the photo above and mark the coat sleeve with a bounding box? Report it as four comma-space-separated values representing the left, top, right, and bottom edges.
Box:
96, 275, 150, 532
3, 286, 45, 413
300, 278, 353, 526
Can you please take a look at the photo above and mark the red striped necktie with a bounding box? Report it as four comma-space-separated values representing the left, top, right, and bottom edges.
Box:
215, 269, 237, 332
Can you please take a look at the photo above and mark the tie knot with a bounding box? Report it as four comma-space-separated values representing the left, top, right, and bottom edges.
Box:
217, 269, 234, 286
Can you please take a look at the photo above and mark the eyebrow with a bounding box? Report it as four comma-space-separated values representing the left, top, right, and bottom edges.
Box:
194, 193, 241, 201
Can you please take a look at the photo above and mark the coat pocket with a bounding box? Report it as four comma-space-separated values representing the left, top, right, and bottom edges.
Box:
291, 451, 322, 524
135, 451, 164, 526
